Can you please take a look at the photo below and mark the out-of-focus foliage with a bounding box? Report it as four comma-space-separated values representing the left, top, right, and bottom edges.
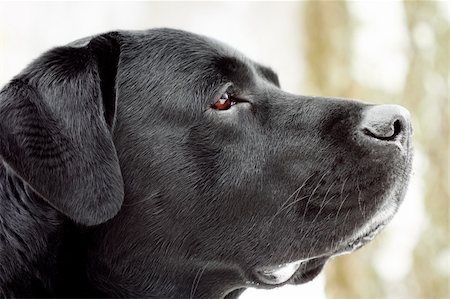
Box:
303, 1, 353, 97
302, 1, 449, 298
403, 2, 449, 299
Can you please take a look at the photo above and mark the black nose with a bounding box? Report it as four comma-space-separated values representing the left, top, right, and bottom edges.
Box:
360, 104, 411, 142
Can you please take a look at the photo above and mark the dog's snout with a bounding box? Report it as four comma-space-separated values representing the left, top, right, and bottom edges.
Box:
360, 104, 411, 142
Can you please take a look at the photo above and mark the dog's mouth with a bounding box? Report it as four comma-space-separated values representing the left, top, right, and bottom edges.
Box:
253, 223, 386, 286
254, 259, 305, 285
254, 257, 327, 286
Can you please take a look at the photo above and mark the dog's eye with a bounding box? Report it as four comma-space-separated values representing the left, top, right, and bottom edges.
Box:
213, 93, 236, 110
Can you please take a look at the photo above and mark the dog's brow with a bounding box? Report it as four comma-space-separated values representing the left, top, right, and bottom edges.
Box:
213, 56, 253, 84
257, 66, 280, 87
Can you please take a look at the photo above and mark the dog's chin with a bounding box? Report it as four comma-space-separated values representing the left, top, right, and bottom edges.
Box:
252, 221, 388, 287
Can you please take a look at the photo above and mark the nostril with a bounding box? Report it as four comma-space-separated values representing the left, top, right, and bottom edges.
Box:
393, 119, 402, 138
360, 104, 410, 143
363, 119, 402, 141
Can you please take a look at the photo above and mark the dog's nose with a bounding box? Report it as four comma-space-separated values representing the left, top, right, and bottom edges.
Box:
360, 104, 411, 142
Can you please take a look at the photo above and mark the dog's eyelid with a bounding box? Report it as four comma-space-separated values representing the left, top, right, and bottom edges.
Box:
230, 95, 248, 103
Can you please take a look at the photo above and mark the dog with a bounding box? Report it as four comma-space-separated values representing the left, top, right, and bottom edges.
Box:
0, 29, 413, 298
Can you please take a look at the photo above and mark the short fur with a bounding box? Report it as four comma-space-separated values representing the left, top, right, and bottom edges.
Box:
0, 29, 413, 298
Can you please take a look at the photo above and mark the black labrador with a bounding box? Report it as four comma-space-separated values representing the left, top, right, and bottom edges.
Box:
0, 29, 413, 298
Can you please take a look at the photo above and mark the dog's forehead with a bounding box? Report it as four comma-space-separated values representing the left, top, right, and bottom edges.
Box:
124, 28, 239, 61
123, 28, 279, 86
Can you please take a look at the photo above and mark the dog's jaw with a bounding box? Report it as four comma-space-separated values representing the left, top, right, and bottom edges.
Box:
251, 195, 399, 287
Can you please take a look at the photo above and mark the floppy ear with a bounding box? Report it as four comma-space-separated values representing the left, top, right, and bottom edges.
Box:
0, 32, 124, 226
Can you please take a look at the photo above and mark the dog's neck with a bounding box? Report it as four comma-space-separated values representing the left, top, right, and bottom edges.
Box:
0, 163, 63, 297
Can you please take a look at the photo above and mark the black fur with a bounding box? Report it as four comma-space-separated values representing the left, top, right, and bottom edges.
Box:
0, 29, 413, 298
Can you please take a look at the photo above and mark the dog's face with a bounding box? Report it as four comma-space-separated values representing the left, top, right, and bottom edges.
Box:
0, 29, 413, 297
98, 29, 412, 293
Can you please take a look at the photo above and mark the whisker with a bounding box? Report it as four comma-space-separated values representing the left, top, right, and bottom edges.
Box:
279, 195, 310, 214
300, 169, 331, 227
190, 263, 208, 299
332, 176, 350, 242
268, 173, 315, 225
339, 209, 352, 240
311, 195, 336, 225
334, 176, 349, 224
334, 193, 349, 225
356, 178, 365, 220
308, 179, 336, 225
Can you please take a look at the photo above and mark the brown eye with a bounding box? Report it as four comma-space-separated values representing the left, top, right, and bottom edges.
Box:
213, 93, 236, 110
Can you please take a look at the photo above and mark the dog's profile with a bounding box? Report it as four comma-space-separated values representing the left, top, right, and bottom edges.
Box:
0, 29, 413, 298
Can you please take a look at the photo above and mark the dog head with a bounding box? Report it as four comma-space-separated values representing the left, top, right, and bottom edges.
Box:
0, 29, 413, 297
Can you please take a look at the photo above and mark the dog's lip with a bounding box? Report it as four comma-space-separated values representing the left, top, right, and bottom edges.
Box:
288, 257, 328, 284
335, 223, 386, 255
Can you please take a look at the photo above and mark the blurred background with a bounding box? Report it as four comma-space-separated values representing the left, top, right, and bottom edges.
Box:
0, 1, 448, 298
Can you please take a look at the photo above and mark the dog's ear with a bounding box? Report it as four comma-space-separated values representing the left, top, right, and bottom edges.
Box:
0, 32, 124, 226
